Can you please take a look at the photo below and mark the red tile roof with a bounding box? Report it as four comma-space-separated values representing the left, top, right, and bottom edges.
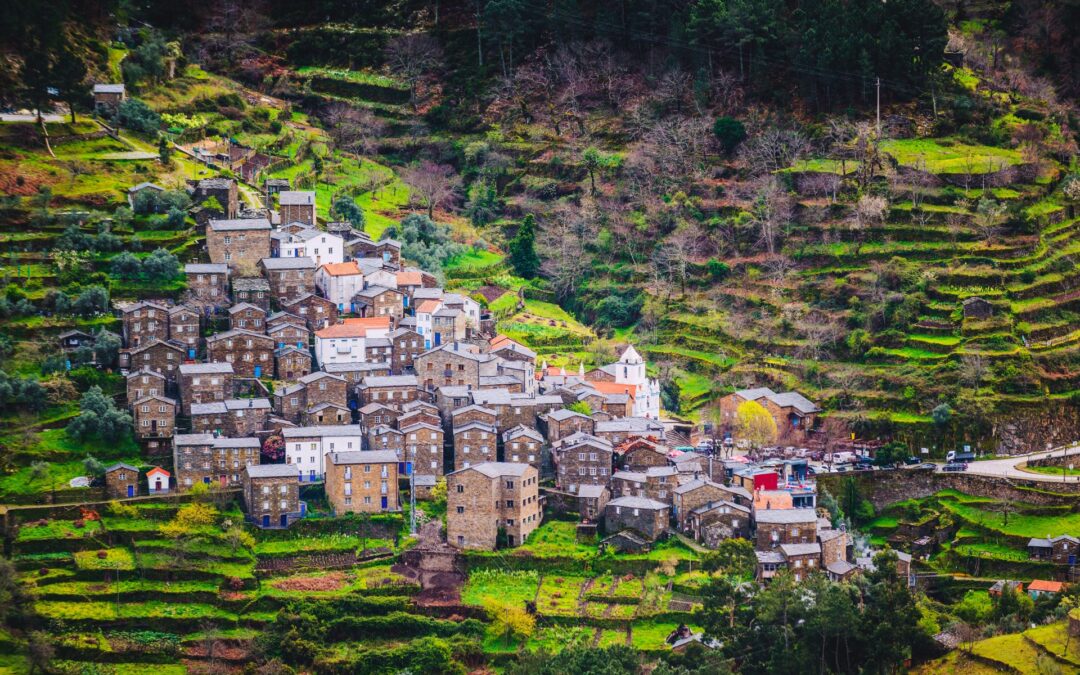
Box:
315, 317, 391, 339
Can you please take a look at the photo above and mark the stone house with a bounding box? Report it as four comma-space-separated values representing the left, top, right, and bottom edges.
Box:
399, 400, 441, 428
364, 337, 393, 364
268, 321, 309, 350
278, 190, 317, 225
178, 362, 234, 415
243, 464, 303, 529
451, 404, 498, 429
232, 277, 272, 312
57, 329, 94, 353
325, 450, 400, 514
389, 328, 424, 374
688, 501, 751, 546
819, 528, 848, 567
104, 462, 139, 499
1027, 535, 1079, 564
717, 387, 820, 440
502, 425, 543, 469
594, 417, 666, 446
92, 83, 126, 113
611, 466, 678, 504
453, 421, 498, 471
267, 311, 305, 332
415, 342, 499, 392
303, 402, 352, 426
358, 402, 401, 432
353, 285, 405, 325
184, 263, 229, 306
228, 303, 267, 332
282, 293, 338, 330
126, 369, 167, 405
168, 305, 202, 358
367, 424, 405, 455
754, 508, 818, 549
189, 402, 229, 435
301, 371, 349, 409
544, 409, 596, 444
447, 462, 541, 549
206, 330, 275, 379
604, 496, 670, 541
260, 257, 316, 303
402, 422, 444, 477
434, 386, 473, 419
357, 374, 419, 406
779, 543, 822, 582
963, 296, 993, 319
120, 301, 170, 348
578, 484, 610, 521
671, 480, 734, 531
207, 218, 271, 268
127, 339, 186, 381
192, 177, 239, 219
553, 433, 614, 493
617, 437, 670, 471
219, 398, 271, 436
133, 395, 176, 442
173, 436, 261, 490
323, 362, 392, 390
275, 346, 312, 380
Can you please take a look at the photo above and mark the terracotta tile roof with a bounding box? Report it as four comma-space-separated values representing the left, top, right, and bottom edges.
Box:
753, 490, 794, 511
396, 270, 423, 286
1027, 580, 1064, 593
588, 380, 639, 397
315, 317, 391, 339
321, 261, 361, 277
416, 300, 441, 314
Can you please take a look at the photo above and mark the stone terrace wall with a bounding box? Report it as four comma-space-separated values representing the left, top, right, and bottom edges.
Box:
818, 468, 1080, 511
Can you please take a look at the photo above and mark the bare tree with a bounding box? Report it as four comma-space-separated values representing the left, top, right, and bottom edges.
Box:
960, 354, 987, 391
749, 177, 794, 256
973, 197, 1007, 243
401, 160, 461, 219
384, 34, 444, 111
797, 173, 841, 204
740, 128, 811, 175
540, 199, 599, 300
849, 194, 888, 255
201, 0, 269, 67
321, 103, 387, 156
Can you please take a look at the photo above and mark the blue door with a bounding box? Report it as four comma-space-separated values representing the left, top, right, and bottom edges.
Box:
254, 366, 262, 378
1071, 555, 1077, 565
203, 477, 210, 484
434, 333, 441, 346
188, 348, 196, 359
127, 485, 134, 498
262, 515, 270, 527
381, 496, 388, 509
297, 341, 303, 349
280, 514, 288, 527
300, 502, 307, 517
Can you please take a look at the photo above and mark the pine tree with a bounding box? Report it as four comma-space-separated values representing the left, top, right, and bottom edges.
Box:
507, 214, 540, 279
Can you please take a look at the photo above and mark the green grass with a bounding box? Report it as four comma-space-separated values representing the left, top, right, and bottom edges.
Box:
35, 600, 236, 622
72, 548, 137, 571
970, 631, 1045, 673
630, 621, 701, 650
461, 569, 540, 607
294, 66, 407, 90
444, 248, 504, 273
536, 575, 587, 616
879, 138, 1023, 174
516, 521, 601, 559
16, 518, 102, 541
941, 499, 1080, 538
1024, 622, 1080, 667
1021, 464, 1080, 477
779, 158, 859, 175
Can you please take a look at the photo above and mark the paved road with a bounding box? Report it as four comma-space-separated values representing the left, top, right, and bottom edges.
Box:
0, 113, 65, 123
945, 445, 1080, 483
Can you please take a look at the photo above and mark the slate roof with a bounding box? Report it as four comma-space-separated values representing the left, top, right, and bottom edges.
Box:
329, 450, 399, 465
209, 217, 271, 231
754, 508, 817, 524
246, 464, 299, 479
607, 496, 669, 510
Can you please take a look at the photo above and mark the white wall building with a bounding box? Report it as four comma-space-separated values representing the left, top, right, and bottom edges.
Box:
314, 317, 392, 365
276, 228, 344, 266
283, 424, 365, 481
315, 261, 366, 312
599, 345, 662, 419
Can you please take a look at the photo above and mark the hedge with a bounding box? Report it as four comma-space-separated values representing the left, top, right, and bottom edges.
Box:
327, 612, 485, 641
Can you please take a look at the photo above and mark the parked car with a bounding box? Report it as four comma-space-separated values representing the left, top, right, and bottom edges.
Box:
942, 462, 968, 472
904, 456, 921, 465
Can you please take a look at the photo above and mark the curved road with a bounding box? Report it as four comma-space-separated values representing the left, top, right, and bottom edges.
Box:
945, 445, 1080, 483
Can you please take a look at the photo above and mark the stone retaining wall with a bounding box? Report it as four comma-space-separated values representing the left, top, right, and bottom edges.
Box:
818, 468, 1080, 510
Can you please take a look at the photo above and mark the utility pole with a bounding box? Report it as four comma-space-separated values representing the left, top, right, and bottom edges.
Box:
409, 462, 416, 535
875, 77, 881, 136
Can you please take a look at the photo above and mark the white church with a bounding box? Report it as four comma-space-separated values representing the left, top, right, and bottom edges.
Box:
594, 344, 662, 419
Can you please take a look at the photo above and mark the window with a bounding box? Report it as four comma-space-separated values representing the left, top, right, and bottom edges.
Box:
456, 506, 464, 514
456, 484, 464, 493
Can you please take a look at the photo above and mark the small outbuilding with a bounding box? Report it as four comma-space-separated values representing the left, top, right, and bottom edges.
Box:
104, 462, 139, 499
146, 467, 171, 495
